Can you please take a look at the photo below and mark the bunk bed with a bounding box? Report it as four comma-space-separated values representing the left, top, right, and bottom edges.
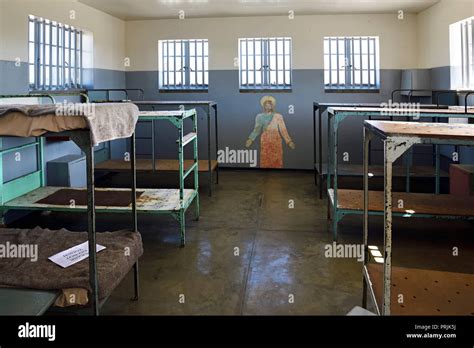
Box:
86, 90, 217, 196
98, 100, 218, 196
0, 95, 142, 315
313, 89, 474, 199
327, 106, 474, 241
362, 120, 474, 315
0, 102, 199, 248
312, 101, 445, 198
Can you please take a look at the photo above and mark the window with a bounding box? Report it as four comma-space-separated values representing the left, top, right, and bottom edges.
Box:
158, 39, 209, 90
239, 37, 292, 90
324, 36, 379, 91
450, 17, 473, 90
29, 15, 88, 90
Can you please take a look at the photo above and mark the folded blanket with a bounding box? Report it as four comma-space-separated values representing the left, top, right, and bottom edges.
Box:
0, 103, 139, 146
0, 226, 143, 305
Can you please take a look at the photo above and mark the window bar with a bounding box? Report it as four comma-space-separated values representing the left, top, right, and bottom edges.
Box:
184, 40, 187, 88
42, 19, 45, 90
336, 37, 340, 87
283, 38, 286, 86
56, 23, 60, 90
328, 38, 332, 87
74, 30, 78, 88
245, 39, 249, 87
194, 40, 198, 88
62, 25, 65, 89
275, 38, 279, 87
79, 30, 83, 88
239, 40, 242, 86
173, 40, 177, 89
165, 42, 168, 88
201, 40, 205, 88
288, 39, 293, 85
181, 40, 184, 88
261, 39, 265, 88
34, 18, 40, 90
359, 38, 363, 89
367, 37, 371, 87
187, 40, 191, 88
68, 27, 72, 88
351, 37, 355, 88
49, 22, 52, 89
373, 38, 377, 88
253, 39, 257, 88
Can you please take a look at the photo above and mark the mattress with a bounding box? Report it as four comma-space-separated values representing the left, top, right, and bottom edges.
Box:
0, 112, 88, 137
0, 226, 143, 308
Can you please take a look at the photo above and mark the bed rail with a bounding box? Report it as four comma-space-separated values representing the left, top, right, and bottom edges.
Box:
0, 94, 55, 104
30, 91, 90, 103
86, 88, 145, 102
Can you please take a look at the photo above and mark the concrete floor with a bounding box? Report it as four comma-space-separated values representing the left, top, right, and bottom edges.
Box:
12, 170, 474, 315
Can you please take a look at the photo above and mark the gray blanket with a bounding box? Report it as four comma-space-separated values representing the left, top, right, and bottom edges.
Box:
0, 102, 139, 146
0, 226, 143, 300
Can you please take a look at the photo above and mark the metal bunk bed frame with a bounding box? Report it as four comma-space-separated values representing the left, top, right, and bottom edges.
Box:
313, 89, 474, 199
0, 94, 140, 315
327, 107, 474, 241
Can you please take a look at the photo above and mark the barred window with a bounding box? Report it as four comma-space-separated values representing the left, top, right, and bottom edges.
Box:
324, 36, 380, 90
239, 37, 292, 90
158, 39, 209, 90
450, 17, 473, 90
28, 15, 87, 90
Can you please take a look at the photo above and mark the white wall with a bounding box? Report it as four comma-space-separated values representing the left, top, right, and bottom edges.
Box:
125, 13, 418, 71
0, 0, 126, 70
417, 0, 474, 69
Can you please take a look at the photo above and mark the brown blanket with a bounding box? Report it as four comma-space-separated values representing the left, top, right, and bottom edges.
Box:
0, 103, 139, 146
0, 227, 143, 305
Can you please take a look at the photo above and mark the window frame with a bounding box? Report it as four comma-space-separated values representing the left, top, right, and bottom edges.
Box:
324, 36, 380, 92
158, 39, 209, 92
450, 17, 473, 90
28, 15, 84, 91
238, 37, 292, 91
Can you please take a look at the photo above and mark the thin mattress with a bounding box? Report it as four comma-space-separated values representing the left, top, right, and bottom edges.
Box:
0, 103, 139, 145
0, 226, 143, 307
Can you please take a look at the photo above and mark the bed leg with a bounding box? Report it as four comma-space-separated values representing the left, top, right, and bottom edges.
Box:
194, 193, 200, 221
132, 261, 139, 301
179, 210, 185, 247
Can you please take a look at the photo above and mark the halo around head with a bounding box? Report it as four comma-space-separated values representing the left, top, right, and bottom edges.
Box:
260, 95, 276, 108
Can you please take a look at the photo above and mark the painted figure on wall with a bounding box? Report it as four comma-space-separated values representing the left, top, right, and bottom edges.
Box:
245, 96, 295, 168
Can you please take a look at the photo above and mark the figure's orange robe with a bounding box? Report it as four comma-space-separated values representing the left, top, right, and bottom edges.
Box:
248, 113, 292, 168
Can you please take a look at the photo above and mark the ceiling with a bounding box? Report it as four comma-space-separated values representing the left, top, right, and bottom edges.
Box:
78, 0, 441, 20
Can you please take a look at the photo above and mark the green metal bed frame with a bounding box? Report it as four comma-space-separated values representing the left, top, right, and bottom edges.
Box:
327, 107, 474, 241
0, 95, 199, 315
0, 105, 199, 247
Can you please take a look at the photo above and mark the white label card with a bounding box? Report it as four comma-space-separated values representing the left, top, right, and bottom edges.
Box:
48, 242, 106, 268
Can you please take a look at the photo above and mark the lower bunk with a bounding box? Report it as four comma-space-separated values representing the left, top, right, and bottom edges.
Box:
0, 226, 143, 315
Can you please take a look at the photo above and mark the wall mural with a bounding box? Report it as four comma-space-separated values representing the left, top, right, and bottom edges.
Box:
245, 96, 295, 168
